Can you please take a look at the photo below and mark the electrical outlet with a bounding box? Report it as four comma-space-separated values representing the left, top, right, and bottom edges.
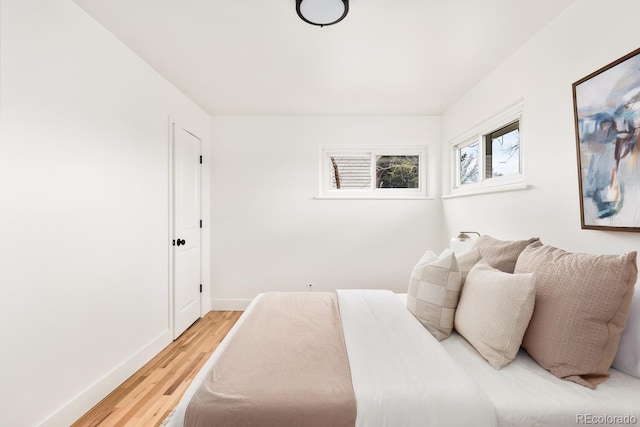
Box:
307, 283, 313, 291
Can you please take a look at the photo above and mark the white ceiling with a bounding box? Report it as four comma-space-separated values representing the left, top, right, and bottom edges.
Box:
72, 0, 576, 116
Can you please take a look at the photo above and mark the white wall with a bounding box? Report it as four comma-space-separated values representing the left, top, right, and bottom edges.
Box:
210, 116, 444, 308
11, 0, 635, 425
441, 0, 640, 255
0, 1, 210, 426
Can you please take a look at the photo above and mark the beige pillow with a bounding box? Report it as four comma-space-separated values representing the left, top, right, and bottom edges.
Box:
474, 235, 540, 273
454, 260, 536, 369
407, 249, 462, 341
515, 241, 637, 388
456, 248, 481, 283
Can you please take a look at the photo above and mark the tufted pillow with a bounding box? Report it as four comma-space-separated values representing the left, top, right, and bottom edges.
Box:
474, 235, 540, 273
515, 241, 637, 388
407, 249, 462, 341
454, 260, 536, 369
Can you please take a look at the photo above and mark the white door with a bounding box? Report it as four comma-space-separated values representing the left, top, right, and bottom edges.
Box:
173, 123, 201, 339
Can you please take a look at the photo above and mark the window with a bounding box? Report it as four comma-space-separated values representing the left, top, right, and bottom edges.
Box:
458, 141, 480, 185
485, 122, 520, 179
450, 100, 525, 196
319, 146, 427, 198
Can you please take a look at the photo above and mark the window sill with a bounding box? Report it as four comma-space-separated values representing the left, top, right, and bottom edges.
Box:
314, 196, 434, 200
442, 182, 530, 199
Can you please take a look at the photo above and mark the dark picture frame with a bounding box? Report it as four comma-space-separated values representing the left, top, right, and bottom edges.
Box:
573, 47, 640, 232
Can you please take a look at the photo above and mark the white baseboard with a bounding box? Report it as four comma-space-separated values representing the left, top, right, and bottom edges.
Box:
211, 298, 251, 311
38, 329, 172, 427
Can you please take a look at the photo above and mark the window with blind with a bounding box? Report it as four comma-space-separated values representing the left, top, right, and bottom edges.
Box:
319, 146, 427, 199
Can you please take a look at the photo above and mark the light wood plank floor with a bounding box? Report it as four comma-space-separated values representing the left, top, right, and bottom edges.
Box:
72, 310, 242, 427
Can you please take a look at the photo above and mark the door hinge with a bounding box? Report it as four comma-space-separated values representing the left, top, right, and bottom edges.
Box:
200, 219, 203, 228
199, 284, 203, 293
199, 155, 202, 164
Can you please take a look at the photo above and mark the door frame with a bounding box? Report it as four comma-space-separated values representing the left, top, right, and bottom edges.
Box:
168, 117, 209, 339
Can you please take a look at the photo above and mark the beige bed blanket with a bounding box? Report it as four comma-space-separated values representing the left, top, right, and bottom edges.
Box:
184, 292, 357, 427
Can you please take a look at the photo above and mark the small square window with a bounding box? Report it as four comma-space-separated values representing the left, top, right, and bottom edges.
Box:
458, 141, 480, 185
375, 155, 420, 189
329, 155, 371, 189
485, 122, 520, 179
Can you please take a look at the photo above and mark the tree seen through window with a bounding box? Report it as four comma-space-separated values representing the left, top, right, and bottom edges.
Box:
375, 155, 419, 188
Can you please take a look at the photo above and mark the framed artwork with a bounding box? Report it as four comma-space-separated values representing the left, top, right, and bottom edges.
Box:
573, 47, 640, 231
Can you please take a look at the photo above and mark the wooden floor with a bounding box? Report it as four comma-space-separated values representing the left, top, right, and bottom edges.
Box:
72, 310, 242, 427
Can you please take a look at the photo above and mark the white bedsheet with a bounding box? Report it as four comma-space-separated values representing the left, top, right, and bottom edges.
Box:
337, 289, 497, 427
167, 292, 640, 427
441, 332, 640, 427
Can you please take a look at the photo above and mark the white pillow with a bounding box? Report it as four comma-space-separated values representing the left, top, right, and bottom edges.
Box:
407, 249, 462, 341
454, 260, 536, 369
613, 287, 640, 378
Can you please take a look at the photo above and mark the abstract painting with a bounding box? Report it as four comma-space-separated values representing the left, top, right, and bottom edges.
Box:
573, 47, 640, 231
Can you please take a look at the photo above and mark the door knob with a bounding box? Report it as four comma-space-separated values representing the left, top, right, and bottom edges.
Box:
176, 239, 186, 246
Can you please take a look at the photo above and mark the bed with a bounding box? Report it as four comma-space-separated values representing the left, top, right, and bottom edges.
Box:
166, 237, 640, 427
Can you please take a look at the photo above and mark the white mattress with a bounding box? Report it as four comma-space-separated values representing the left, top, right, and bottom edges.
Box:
168, 292, 640, 427
397, 292, 640, 426
441, 333, 640, 427
338, 289, 496, 427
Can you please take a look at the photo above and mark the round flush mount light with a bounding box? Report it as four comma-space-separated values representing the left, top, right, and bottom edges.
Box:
296, 0, 349, 27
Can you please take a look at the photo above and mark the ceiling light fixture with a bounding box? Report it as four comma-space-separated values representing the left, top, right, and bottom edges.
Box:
296, 0, 349, 27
